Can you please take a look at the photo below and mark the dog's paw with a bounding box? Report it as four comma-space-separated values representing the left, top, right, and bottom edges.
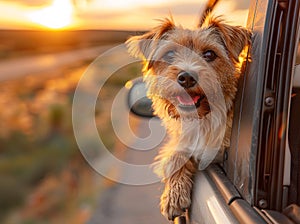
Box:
160, 183, 191, 220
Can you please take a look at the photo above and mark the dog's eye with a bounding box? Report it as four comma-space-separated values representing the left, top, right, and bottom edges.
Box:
162, 50, 175, 63
203, 50, 217, 62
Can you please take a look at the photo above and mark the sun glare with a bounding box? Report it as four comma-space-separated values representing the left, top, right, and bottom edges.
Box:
27, 0, 73, 29
99, 0, 165, 9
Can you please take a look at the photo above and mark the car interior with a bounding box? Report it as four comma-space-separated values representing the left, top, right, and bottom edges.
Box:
286, 40, 300, 219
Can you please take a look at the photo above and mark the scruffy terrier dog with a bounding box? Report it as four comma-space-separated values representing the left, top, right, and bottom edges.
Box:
127, 16, 251, 220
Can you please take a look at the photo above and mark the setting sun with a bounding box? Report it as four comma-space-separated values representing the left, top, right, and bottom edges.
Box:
27, 0, 73, 29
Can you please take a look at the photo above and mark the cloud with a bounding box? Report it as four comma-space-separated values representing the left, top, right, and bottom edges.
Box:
230, 0, 250, 10
141, 0, 249, 17
142, 2, 204, 16
74, 0, 250, 30
0, 0, 250, 30
75, 2, 205, 28
73, 5, 196, 30
0, 0, 52, 7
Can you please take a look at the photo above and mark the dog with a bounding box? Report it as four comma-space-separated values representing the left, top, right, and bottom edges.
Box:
126, 15, 251, 220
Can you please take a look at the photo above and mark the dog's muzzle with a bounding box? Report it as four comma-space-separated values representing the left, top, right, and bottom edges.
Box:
177, 71, 198, 89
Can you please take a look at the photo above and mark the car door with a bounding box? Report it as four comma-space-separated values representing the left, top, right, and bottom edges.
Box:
226, 0, 300, 212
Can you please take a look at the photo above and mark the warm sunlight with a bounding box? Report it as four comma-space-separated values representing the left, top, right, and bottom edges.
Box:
98, 0, 168, 10
27, 0, 73, 29
0, 0, 249, 30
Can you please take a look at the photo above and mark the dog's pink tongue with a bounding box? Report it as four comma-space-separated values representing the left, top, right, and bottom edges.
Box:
176, 95, 200, 105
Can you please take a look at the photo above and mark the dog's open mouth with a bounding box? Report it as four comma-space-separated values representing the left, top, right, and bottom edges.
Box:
175, 93, 206, 111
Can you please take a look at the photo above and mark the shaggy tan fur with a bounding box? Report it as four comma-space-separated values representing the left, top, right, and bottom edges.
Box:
127, 16, 251, 220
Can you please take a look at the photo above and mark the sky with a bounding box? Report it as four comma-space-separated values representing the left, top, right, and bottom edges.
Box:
0, 0, 250, 30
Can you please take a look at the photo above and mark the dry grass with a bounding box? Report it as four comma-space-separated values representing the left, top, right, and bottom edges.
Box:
0, 53, 142, 223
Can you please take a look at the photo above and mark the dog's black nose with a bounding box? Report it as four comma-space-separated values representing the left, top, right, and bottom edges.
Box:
177, 72, 198, 88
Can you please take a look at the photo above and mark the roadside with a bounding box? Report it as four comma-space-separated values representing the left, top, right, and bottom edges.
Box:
0, 60, 102, 224
0, 44, 167, 224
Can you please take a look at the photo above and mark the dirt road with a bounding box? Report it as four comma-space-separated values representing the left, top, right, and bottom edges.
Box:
87, 118, 168, 224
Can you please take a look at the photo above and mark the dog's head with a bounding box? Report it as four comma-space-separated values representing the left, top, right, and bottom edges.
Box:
127, 16, 251, 120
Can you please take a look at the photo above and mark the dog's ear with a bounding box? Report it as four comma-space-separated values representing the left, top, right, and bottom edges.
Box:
203, 16, 251, 63
126, 18, 175, 69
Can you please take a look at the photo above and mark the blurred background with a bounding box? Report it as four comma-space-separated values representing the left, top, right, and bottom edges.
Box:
0, 0, 249, 223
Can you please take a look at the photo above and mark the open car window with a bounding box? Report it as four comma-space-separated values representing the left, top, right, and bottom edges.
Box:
288, 36, 300, 207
